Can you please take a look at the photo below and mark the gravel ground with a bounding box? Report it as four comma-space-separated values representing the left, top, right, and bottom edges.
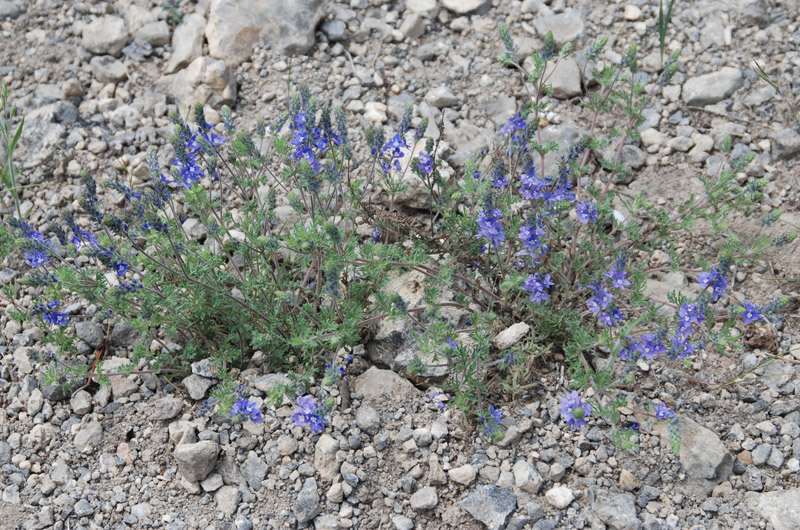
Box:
1, 0, 800, 529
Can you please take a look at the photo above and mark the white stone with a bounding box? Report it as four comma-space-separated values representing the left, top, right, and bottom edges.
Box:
624, 5, 642, 21
448, 464, 477, 485
546, 485, 575, 509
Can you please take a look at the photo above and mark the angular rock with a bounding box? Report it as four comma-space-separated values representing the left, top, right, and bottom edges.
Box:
512, 460, 543, 494
410, 486, 438, 510
321, 19, 347, 41
748, 488, 800, 530
70, 390, 93, 416
739, 0, 770, 27
654, 416, 732, 491
90, 56, 128, 84
82, 16, 128, 57
74, 421, 104, 452
0, 1, 24, 18
440, 0, 491, 15
214, 485, 241, 517
461, 485, 517, 530
545, 486, 574, 509
355, 404, 381, 435
165, 14, 206, 74
682, 67, 743, 106
174, 440, 220, 482
206, 0, 325, 64
294, 478, 321, 523
314, 434, 340, 482
550, 57, 582, 99
425, 86, 459, 108
135, 21, 170, 47
240, 453, 267, 491
182, 374, 212, 400
75, 321, 105, 349
771, 128, 800, 160
589, 491, 640, 530
493, 323, 531, 351
353, 367, 420, 404
163, 57, 237, 115
532, 12, 586, 46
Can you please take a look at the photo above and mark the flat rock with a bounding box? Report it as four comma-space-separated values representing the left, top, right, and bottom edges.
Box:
165, 14, 206, 74
214, 486, 241, 517
206, 0, 325, 64
163, 56, 237, 115
90, 56, 128, 84
294, 478, 321, 523
70, 390, 93, 416
135, 21, 170, 47
353, 367, 420, 404
410, 486, 438, 510
449, 464, 477, 485
589, 490, 640, 530
461, 485, 517, 530
532, 12, 586, 46
314, 434, 340, 482
0, 1, 23, 18
440, 0, 491, 15
771, 128, 800, 160
74, 421, 104, 452
493, 323, 531, 351
241, 453, 268, 491
82, 15, 128, 57
683, 67, 743, 106
425, 86, 459, 108
750, 489, 800, 530
174, 440, 220, 482
550, 57, 582, 99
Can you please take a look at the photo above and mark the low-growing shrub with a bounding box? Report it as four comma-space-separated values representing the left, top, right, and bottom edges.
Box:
3, 26, 796, 449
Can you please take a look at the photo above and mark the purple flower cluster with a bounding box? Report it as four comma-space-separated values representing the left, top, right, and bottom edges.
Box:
522, 273, 554, 304
561, 391, 592, 430
575, 200, 598, 224
697, 266, 729, 302
517, 215, 548, 260
230, 397, 264, 424
741, 301, 762, 325
475, 208, 505, 248
480, 405, 504, 440
31, 300, 68, 327
291, 395, 328, 434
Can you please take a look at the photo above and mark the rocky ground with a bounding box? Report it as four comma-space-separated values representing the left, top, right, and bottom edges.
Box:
1, 0, 800, 529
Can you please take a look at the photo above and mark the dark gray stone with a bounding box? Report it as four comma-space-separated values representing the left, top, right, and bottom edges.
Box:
294, 478, 321, 523
461, 485, 517, 530
240, 454, 267, 491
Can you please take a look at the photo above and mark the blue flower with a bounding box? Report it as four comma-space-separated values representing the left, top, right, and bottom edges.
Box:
230, 397, 264, 424
475, 208, 505, 248
521, 273, 554, 304
561, 391, 592, 430
576, 200, 598, 224
291, 395, 328, 434
371, 228, 381, 243
586, 282, 612, 315
677, 302, 704, 336
604, 262, 630, 289
382, 133, 408, 159
417, 152, 433, 175
499, 113, 526, 136
25, 250, 50, 268
636, 332, 667, 359
742, 301, 762, 325
32, 300, 69, 327
654, 403, 675, 420
697, 267, 728, 301
598, 307, 624, 327
489, 404, 504, 425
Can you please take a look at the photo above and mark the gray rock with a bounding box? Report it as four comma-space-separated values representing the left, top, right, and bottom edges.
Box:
75, 321, 105, 349
739, 0, 770, 27
182, 374, 213, 400
206, 0, 325, 64
682, 67, 743, 106
410, 486, 438, 510
461, 485, 517, 530
214, 486, 241, 517
767, 447, 785, 469
191, 358, 219, 378
74, 499, 94, 516
352, 367, 420, 404
200, 473, 224, 492
90, 56, 128, 84
400, 12, 427, 39
135, 21, 170, 47
656, 417, 732, 490
0, 1, 23, 18
174, 440, 219, 482
545, 486, 574, 509
425, 86, 459, 108
253, 373, 291, 393
550, 57, 582, 99
234, 515, 254, 530
355, 404, 381, 435
0, 442, 11, 465
294, 478, 321, 523
82, 16, 128, 56
440, 0, 491, 15
589, 490, 639, 530
240, 453, 267, 491
27, 388, 44, 416
747, 488, 800, 530
444, 119, 494, 167
110, 322, 139, 347
493, 323, 531, 351
74, 421, 104, 452
165, 14, 206, 74
314, 434, 340, 482
532, 12, 585, 46
771, 128, 800, 160
277, 434, 298, 456
752, 443, 772, 466
392, 515, 414, 530
17, 114, 65, 169
163, 57, 237, 115
321, 19, 347, 41
70, 390, 93, 416
513, 459, 544, 494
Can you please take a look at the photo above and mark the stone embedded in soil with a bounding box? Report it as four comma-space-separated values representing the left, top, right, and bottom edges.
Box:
550, 57, 582, 99
545, 485, 574, 509
355, 403, 381, 435
493, 323, 531, 350
241, 452, 268, 491
174, 440, 220, 482
410, 486, 439, 510
70, 389, 93, 416
294, 478, 322, 524
682, 67, 744, 106
655, 416, 733, 491
532, 12, 586, 46
461, 485, 517, 530
206, 0, 325, 64
353, 367, 420, 404
314, 433, 340, 482
771, 128, 800, 160
747, 488, 800, 530
449, 464, 477, 486
149, 396, 182, 421
182, 374, 213, 400
512, 459, 544, 494
90, 56, 128, 85
165, 14, 206, 74
74, 420, 104, 452
161, 56, 237, 116
440, 0, 491, 15
589, 490, 640, 530
214, 485, 241, 517
82, 15, 128, 57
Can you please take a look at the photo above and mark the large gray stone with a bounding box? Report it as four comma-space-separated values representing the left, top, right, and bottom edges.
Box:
174, 440, 220, 482
74, 421, 104, 452
206, 0, 325, 64
165, 14, 206, 74
90, 56, 128, 84
532, 12, 586, 46
461, 485, 517, 530
589, 490, 640, 530
82, 16, 128, 57
0, 1, 23, 18
550, 57, 582, 99
163, 57, 237, 115
440, 0, 491, 15
654, 416, 732, 491
353, 367, 420, 404
748, 488, 800, 530
294, 478, 321, 523
771, 128, 800, 160
683, 67, 743, 106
